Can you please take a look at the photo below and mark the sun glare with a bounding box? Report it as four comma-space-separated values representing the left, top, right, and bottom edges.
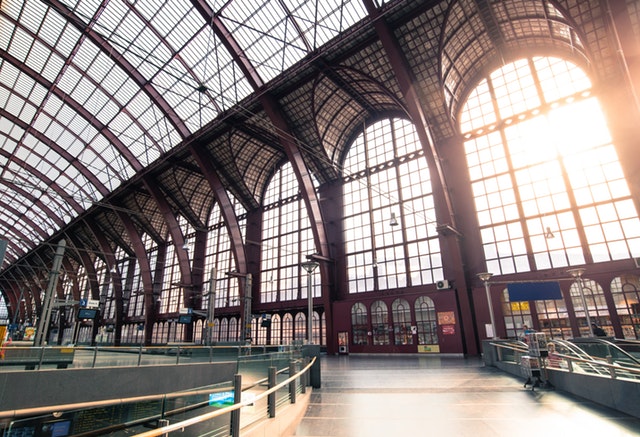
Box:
463, 56, 640, 274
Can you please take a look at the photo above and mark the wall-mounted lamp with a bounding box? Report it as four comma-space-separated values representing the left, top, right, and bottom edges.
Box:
389, 212, 398, 227
477, 272, 497, 339
301, 260, 320, 344
567, 267, 593, 337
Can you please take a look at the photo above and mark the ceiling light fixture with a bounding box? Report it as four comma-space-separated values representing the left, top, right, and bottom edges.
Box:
389, 212, 398, 227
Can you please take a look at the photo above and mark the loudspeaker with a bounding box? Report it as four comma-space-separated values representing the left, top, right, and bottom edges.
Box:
436, 279, 451, 290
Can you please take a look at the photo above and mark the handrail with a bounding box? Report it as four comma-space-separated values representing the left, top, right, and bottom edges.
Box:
0, 360, 298, 420
569, 337, 640, 366
0, 344, 300, 372
489, 341, 528, 353
490, 339, 640, 379
131, 356, 317, 437
0, 384, 233, 420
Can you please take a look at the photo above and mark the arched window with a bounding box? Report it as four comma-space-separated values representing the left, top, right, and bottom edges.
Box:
343, 118, 441, 293
220, 318, 229, 341
159, 243, 181, 314
261, 163, 317, 303
535, 296, 571, 340
391, 299, 413, 345
295, 312, 306, 342
271, 314, 282, 345
311, 311, 320, 345
569, 278, 609, 336
611, 275, 640, 339
351, 302, 369, 345
500, 289, 533, 339
371, 300, 389, 345
206, 198, 245, 312
414, 296, 437, 345
228, 317, 239, 341
282, 313, 294, 344
461, 57, 640, 274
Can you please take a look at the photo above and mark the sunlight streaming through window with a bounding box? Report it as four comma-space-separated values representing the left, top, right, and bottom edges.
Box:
461, 57, 640, 274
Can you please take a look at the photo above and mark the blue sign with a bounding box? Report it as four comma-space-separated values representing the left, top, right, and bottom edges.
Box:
508, 282, 563, 302
209, 391, 235, 407
79, 298, 87, 307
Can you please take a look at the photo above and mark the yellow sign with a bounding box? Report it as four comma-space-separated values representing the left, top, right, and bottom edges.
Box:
511, 301, 530, 311
24, 327, 36, 340
418, 345, 440, 353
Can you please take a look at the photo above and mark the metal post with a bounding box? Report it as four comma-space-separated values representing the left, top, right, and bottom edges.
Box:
289, 360, 297, 404
206, 268, 216, 346
231, 374, 242, 437
34, 239, 66, 346
567, 268, 593, 336
226, 271, 252, 344
268, 366, 276, 418
243, 274, 252, 343
12, 289, 24, 325
477, 272, 497, 339
301, 261, 319, 344
301, 357, 307, 394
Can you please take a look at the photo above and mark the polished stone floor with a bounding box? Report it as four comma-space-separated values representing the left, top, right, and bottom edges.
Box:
294, 354, 640, 437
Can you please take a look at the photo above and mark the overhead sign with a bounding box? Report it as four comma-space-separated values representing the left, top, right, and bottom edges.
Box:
87, 299, 100, 308
508, 282, 563, 302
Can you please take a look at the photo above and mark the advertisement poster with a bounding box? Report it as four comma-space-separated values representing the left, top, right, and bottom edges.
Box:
442, 325, 455, 335
437, 311, 455, 325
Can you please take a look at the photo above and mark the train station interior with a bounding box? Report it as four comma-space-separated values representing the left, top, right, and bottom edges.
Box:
1, 0, 640, 385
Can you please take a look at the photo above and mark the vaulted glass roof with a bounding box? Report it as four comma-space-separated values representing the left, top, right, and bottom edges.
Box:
0, 0, 373, 263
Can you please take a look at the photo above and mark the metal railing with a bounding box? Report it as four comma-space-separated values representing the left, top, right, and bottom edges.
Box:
132, 356, 316, 437
1, 352, 316, 437
0, 343, 298, 371
490, 339, 640, 381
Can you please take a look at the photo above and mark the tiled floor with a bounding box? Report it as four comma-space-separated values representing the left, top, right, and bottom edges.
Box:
294, 354, 640, 437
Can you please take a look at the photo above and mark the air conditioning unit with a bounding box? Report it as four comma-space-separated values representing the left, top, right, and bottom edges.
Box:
436, 279, 451, 290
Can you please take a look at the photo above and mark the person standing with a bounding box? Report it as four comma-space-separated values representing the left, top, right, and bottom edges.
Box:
592, 323, 607, 337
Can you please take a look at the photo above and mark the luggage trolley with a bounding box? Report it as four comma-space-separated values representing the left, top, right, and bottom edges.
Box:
521, 332, 548, 390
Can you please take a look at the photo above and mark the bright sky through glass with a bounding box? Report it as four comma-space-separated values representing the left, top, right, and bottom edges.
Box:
462, 57, 640, 274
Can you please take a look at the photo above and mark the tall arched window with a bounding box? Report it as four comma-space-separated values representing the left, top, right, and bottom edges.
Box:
351, 302, 369, 345
536, 297, 571, 340
228, 317, 239, 341
569, 278, 609, 336
271, 314, 282, 345
206, 199, 244, 312
391, 298, 412, 345
159, 243, 182, 314
261, 163, 317, 303
371, 300, 389, 345
461, 57, 640, 275
611, 275, 640, 339
500, 289, 532, 339
282, 313, 294, 344
343, 118, 441, 293
220, 318, 229, 341
414, 296, 437, 345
